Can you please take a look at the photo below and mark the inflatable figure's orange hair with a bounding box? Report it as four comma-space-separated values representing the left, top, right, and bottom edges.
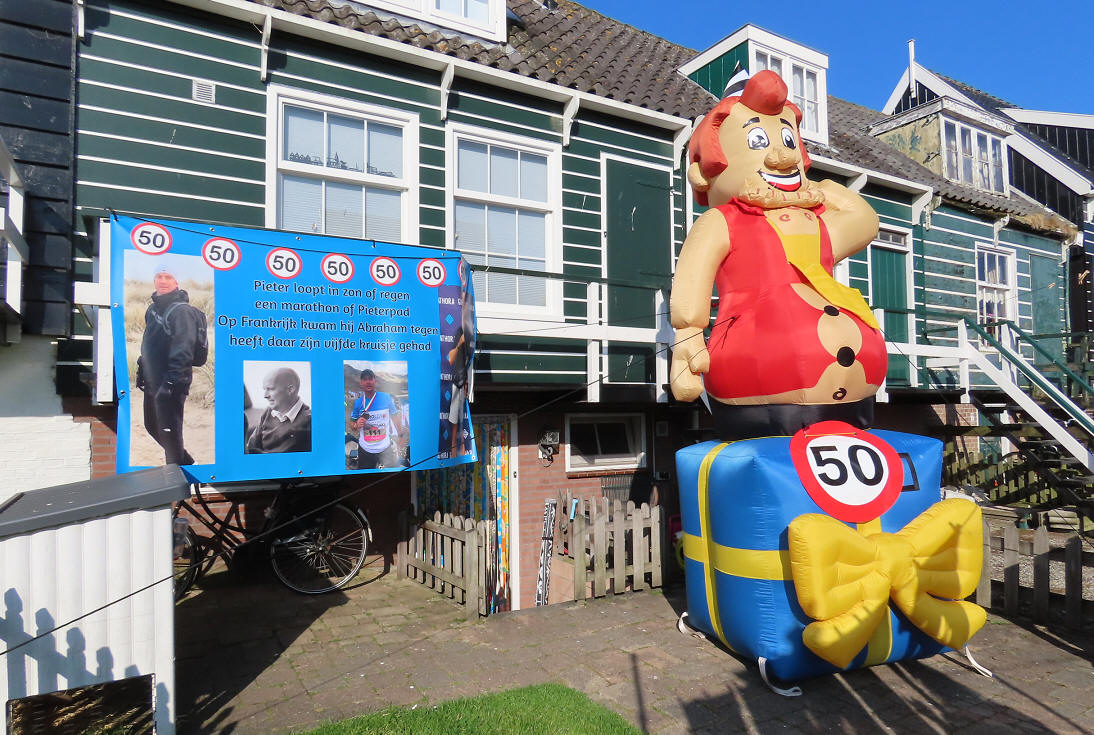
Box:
689, 70, 812, 206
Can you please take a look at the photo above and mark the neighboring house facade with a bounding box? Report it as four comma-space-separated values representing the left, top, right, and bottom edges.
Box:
880, 54, 1094, 335
3, 2, 1079, 608
0, 1, 94, 497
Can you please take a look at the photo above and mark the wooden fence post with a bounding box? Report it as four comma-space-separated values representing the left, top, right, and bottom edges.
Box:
593, 497, 607, 597
1033, 525, 1049, 623
650, 504, 663, 589
463, 518, 478, 619
573, 499, 586, 601
631, 501, 646, 591
1065, 535, 1082, 629
612, 500, 624, 595
1004, 525, 1019, 614
976, 518, 991, 607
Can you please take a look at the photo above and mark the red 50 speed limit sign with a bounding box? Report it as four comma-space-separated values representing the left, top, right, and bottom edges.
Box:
370, 257, 401, 286
417, 259, 446, 287
321, 253, 354, 284
789, 420, 903, 523
202, 238, 241, 270
266, 247, 302, 279
131, 222, 172, 254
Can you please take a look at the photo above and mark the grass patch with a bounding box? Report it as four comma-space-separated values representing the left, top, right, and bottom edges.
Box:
296, 683, 640, 735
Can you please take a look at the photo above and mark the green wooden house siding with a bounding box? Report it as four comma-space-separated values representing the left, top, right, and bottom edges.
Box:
72, 0, 682, 391
686, 43, 750, 96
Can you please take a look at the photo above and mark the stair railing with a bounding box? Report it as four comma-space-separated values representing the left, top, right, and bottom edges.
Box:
956, 319, 1094, 475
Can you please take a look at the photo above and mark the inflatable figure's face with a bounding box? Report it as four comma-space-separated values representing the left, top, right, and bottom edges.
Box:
713, 104, 815, 209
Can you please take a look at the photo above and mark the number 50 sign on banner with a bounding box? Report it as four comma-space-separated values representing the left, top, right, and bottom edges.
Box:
110, 215, 477, 484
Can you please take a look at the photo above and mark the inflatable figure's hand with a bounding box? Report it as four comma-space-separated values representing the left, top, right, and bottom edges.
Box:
670, 327, 709, 402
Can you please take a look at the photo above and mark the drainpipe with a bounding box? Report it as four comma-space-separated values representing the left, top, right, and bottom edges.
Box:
993, 214, 1010, 247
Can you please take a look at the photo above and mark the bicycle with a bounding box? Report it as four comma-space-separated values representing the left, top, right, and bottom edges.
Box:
172, 478, 371, 598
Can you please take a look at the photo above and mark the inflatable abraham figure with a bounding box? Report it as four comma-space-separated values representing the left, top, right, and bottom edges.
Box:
670, 70, 988, 692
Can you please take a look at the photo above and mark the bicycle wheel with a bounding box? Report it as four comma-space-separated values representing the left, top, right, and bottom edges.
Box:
269, 503, 369, 594
173, 527, 203, 601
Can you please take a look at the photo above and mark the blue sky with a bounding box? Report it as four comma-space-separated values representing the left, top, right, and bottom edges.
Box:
582, 0, 1094, 115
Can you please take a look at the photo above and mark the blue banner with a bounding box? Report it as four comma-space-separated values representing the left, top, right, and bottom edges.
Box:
110, 215, 476, 483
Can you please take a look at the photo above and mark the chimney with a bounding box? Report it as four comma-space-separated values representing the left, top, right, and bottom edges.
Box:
908, 39, 916, 99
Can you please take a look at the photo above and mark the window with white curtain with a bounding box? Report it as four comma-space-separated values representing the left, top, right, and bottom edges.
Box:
274, 96, 414, 242
450, 129, 558, 311
565, 413, 646, 471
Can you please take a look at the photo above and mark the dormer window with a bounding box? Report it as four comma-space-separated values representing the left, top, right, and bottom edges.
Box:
942, 119, 1006, 194
679, 25, 830, 146
346, 0, 504, 43
754, 50, 820, 134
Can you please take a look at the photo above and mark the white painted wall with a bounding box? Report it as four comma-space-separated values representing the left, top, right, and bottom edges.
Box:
0, 507, 176, 734
0, 336, 92, 502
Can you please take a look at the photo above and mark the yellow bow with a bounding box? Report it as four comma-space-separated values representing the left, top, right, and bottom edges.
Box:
787, 498, 986, 669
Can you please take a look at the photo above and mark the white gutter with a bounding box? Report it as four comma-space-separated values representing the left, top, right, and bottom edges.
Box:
259, 13, 272, 82
166, 0, 693, 135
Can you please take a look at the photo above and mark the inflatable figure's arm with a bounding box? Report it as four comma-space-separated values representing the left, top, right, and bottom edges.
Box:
816, 179, 879, 263
669, 209, 731, 402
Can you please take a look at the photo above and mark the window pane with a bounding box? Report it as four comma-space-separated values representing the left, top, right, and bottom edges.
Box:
569, 423, 599, 461
517, 210, 545, 265
520, 153, 548, 202
489, 272, 517, 303
945, 122, 958, 178
280, 175, 322, 233
328, 115, 364, 172
754, 52, 768, 71
325, 181, 363, 238
596, 422, 631, 454
518, 274, 546, 307
284, 106, 323, 166
490, 146, 519, 197
792, 65, 804, 98
466, 0, 488, 23
960, 127, 974, 183
365, 187, 402, 242
458, 141, 489, 192
368, 123, 403, 178
991, 139, 1005, 192
487, 206, 517, 257
455, 201, 486, 254
976, 133, 990, 190
770, 56, 782, 78
436, 0, 461, 15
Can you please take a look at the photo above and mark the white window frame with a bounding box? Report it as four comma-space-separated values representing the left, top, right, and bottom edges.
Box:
751, 44, 828, 144
564, 413, 647, 472
265, 85, 420, 241
974, 242, 1017, 343
351, 0, 506, 43
446, 123, 563, 319
941, 117, 1008, 196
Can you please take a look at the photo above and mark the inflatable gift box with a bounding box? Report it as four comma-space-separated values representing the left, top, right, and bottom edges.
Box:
676, 421, 985, 684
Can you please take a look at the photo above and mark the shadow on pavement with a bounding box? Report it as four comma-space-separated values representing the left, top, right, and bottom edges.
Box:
174, 557, 389, 734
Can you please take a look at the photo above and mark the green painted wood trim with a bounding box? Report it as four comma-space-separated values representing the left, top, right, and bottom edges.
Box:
446, 110, 559, 143
564, 209, 600, 230
77, 159, 262, 203
563, 228, 599, 247
419, 168, 445, 188
562, 173, 600, 193
563, 191, 601, 211
78, 57, 265, 112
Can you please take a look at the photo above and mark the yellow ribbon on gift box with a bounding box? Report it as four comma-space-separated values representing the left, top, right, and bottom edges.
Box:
683, 443, 986, 669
